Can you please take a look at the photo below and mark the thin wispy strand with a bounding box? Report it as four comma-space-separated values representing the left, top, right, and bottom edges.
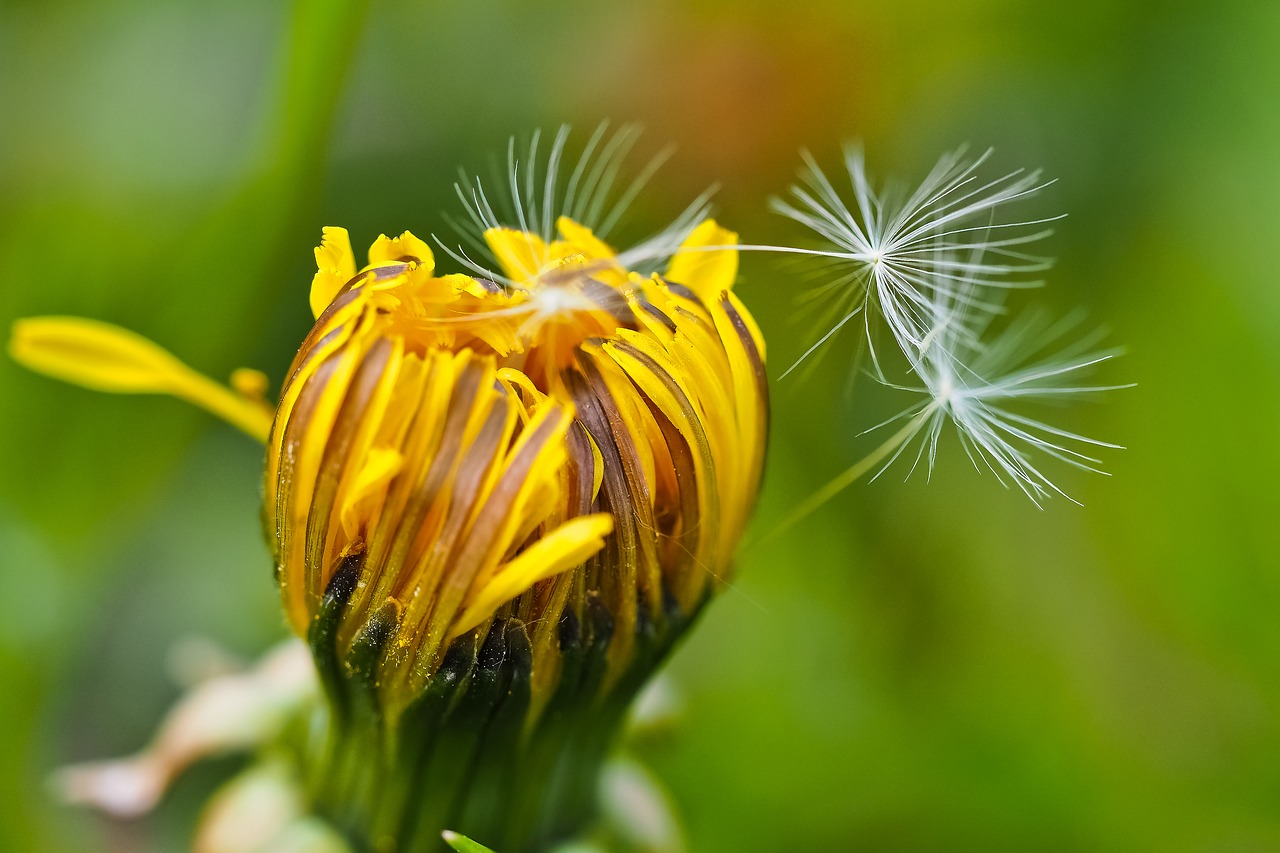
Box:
437, 122, 716, 288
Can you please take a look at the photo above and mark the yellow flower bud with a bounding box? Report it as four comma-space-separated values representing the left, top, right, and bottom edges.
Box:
270, 215, 767, 849
269, 218, 767, 717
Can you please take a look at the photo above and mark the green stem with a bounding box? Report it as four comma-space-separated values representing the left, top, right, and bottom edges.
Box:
303, 592, 703, 852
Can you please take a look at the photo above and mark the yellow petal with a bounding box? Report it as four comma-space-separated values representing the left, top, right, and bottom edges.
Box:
444, 273, 496, 298
556, 216, 629, 286
726, 288, 766, 362
9, 316, 273, 442
368, 231, 435, 269
665, 220, 739, 300
450, 513, 614, 639
556, 216, 617, 263
339, 447, 403, 537
13, 316, 189, 393
316, 226, 357, 278
310, 227, 357, 319
484, 228, 549, 282
309, 271, 346, 319
586, 428, 604, 502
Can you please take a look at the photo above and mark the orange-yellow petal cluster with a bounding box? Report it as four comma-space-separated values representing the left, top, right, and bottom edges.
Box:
267, 216, 768, 714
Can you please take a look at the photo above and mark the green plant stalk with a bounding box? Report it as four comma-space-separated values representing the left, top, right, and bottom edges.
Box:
303, 565, 705, 853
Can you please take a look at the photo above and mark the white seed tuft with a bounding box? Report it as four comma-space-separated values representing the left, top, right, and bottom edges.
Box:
775, 146, 1127, 504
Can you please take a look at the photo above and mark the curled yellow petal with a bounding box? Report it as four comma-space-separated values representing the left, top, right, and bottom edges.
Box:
665, 220, 739, 301
484, 228, 549, 282
10, 316, 273, 442
556, 217, 629, 286
556, 217, 617, 263
368, 231, 435, 269
310, 226, 357, 319
339, 447, 403, 537
450, 513, 614, 639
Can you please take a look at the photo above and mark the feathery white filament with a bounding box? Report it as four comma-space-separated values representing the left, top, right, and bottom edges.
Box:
761, 145, 1128, 508
772, 146, 1061, 375
437, 123, 714, 291
866, 232, 1128, 505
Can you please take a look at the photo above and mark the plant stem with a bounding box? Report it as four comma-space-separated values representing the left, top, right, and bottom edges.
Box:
760, 406, 934, 543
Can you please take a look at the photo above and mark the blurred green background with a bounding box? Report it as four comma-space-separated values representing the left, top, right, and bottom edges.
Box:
2, 0, 1278, 850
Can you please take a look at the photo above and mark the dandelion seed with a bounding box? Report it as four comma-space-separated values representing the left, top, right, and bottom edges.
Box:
758, 153, 1127, 536
772, 145, 1061, 375
881, 313, 1128, 505
839, 212, 1123, 508
766, 272, 1124, 541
